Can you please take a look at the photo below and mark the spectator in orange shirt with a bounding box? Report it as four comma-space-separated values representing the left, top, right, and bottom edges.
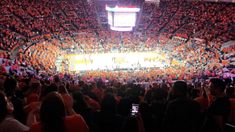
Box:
29, 92, 89, 132
58, 85, 76, 115
25, 78, 41, 105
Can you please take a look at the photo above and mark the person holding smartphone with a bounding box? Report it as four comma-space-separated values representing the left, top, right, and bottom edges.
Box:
122, 103, 146, 132
131, 104, 139, 116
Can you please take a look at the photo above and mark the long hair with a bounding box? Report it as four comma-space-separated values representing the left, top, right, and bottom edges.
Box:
73, 91, 88, 113
0, 92, 7, 123
4, 77, 17, 97
101, 93, 117, 115
40, 92, 66, 132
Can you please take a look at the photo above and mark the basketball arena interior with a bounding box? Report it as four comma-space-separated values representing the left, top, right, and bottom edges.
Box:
0, 0, 235, 132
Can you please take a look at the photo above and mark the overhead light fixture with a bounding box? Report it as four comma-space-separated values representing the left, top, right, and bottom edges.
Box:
106, 5, 140, 31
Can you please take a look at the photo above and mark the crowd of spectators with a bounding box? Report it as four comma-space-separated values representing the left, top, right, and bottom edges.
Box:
24, 43, 62, 72
0, 1, 235, 131
137, 0, 234, 42
0, 0, 234, 79
21, 34, 234, 80
0, 0, 98, 51
1, 0, 234, 52
0, 51, 10, 59
0, 66, 234, 132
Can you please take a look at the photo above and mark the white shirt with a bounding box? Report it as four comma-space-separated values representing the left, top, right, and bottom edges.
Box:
0, 116, 29, 132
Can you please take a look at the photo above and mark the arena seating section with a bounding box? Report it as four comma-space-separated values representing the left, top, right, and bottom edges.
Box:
0, 0, 234, 71
0, 1, 235, 132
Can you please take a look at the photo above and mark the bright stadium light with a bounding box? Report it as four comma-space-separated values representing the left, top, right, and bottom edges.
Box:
106, 5, 140, 31
110, 26, 133, 31
106, 6, 140, 12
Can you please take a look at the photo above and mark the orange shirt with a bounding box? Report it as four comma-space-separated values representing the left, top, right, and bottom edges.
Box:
26, 93, 39, 105
61, 94, 73, 110
29, 114, 89, 132
91, 87, 103, 102
194, 96, 209, 112
84, 95, 101, 111
24, 101, 41, 115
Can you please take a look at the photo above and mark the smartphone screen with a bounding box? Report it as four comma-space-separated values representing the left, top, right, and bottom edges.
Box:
131, 104, 139, 116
